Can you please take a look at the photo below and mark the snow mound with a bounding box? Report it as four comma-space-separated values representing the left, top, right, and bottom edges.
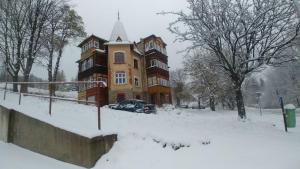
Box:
285, 104, 296, 109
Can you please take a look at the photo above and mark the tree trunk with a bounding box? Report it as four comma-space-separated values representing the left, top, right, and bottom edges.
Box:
20, 72, 30, 93
198, 96, 201, 109
235, 87, 246, 119
12, 75, 18, 92
297, 98, 300, 107
52, 46, 65, 96
176, 97, 180, 106
209, 95, 215, 111
227, 101, 235, 110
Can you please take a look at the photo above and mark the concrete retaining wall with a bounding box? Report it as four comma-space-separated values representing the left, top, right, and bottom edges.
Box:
0, 106, 10, 142
0, 105, 117, 168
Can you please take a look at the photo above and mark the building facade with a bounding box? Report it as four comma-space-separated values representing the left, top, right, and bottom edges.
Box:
77, 19, 172, 106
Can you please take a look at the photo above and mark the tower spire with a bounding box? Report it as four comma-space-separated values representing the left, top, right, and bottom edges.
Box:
118, 10, 120, 21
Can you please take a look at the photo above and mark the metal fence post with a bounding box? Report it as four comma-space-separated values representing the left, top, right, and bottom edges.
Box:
18, 91, 22, 105
3, 81, 7, 100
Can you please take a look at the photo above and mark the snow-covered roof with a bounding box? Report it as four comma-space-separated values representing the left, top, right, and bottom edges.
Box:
109, 20, 130, 43
104, 41, 132, 45
133, 46, 142, 55
95, 49, 106, 53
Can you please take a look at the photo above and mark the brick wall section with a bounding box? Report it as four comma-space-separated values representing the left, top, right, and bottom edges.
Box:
0, 105, 117, 168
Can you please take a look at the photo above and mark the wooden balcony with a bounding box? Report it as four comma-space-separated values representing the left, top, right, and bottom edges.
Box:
146, 66, 169, 79
78, 65, 107, 80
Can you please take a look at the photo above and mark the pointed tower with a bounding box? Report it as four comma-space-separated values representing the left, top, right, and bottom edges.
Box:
105, 16, 144, 103
109, 20, 129, 43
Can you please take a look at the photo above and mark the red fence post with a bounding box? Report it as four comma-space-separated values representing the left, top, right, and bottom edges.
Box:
49, 83, 53, 116
97, 82, 101, 130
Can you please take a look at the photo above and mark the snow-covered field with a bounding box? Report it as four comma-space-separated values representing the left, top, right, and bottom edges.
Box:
0, 91, 300, 169
0, 84, 77, 98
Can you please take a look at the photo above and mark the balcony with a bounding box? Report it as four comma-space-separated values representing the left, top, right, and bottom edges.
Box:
147, 77, 170, 88
78, 65, 107, 80
146, 66, 169, 79
147, 85, 171, 94
145, 48, 168, 61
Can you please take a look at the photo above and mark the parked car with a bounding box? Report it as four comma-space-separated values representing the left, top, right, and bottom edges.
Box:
111, 99, 156, 114
188, 102, 206, 109
175, 104, 188, 108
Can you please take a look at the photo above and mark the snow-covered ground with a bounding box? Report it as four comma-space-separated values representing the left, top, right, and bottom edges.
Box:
0, 142, 82, 169
0, 91, 300, 169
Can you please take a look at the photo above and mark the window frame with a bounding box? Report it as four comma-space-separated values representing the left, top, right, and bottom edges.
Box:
115, 72, 126, 85
97, 76, 107, 87
114, 51, 125, 64
94, 41, 99, 48
134, 59, 139, 69
134, 76, 139, 87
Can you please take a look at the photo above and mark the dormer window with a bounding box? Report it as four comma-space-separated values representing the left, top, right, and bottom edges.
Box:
94, 41, 99, 48
81, 40, 100, 53
149, 41, 154, 49
116, 36, 122, 42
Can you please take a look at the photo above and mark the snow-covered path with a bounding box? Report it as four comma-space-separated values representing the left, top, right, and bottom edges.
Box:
0, 91, 300, 169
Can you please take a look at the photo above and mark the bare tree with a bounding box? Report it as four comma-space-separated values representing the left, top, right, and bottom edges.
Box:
0, 0, 28, 91
41, 3, 85, 95
164, 0, 299, 119
52, 7, 86, 83
185, 51, 235, 111
170, 68, 192, 106
0, 0, 85, 93
20, 0, 57, 93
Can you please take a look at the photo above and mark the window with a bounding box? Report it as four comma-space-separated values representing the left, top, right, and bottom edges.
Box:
145, 43, 149, 51
162, 48, 167, 55
150, 60, 157, 67
148, 77, 152, 86
134, 59, 138, 69
81, 60, 86, 71
114, 52, 125, 64
87, 96, 95, 102
149, 41, 154, 49
87, 76, 93, 89
149, 59, 168, 71
81, 58, 93, 72
98, 76, 107, 87
147, 76, 157, 86
158, 78, 169, 87
94, 41, 99, 48
88, 41, 93, 48
88, 57, 93, 69
134, 77, 139, 87
115, 72, 126, 84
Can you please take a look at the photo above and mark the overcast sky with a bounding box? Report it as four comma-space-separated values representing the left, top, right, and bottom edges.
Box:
32, 0, 190, 80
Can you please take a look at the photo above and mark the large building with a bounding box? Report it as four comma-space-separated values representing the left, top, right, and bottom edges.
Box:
77, 18, 172, 106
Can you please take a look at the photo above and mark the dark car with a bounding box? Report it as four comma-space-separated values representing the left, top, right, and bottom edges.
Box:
112, 99, 156, 114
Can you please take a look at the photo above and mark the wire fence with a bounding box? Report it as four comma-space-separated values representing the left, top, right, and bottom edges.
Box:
0, 81, 107, 130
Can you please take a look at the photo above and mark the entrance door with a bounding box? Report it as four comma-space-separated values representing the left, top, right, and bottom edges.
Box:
160, 93, 165, 105
117, 93, 125, 103
151, 94, 156, 104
